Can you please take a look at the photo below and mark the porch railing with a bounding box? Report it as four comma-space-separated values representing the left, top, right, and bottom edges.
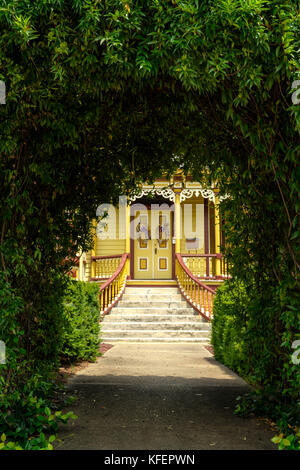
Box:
175, 254, 216, 321
181, 253, 228, 279
91, 254, 122, 280
99, 253, 129, 315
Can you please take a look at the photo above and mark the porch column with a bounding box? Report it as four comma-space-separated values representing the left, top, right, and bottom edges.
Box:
214, 195, 221, 276
125, 202, 131, 275
204, 199, 209, 277
125, 203, 131, 253
91, 219, 97, 278
174, 192, 181, 253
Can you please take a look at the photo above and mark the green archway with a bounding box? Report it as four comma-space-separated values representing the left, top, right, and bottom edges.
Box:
0, 0, 299, 448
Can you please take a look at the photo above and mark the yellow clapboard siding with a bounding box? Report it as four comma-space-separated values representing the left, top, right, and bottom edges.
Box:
86, 206, 127, 279
96, 239, 126, 256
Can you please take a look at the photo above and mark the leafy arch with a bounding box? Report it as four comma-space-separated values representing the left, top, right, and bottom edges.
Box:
0, 0, 299, 444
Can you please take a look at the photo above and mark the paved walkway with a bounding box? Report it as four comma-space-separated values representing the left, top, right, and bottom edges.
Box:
56, 343, 276, 450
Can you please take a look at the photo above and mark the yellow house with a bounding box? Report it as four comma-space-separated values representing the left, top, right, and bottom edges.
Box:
74, 172, 227, 321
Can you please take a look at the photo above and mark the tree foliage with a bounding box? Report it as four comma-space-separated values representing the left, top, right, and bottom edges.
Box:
0, 0, 299, 446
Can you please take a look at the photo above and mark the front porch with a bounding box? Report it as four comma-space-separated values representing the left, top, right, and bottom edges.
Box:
73, 173, 229, 321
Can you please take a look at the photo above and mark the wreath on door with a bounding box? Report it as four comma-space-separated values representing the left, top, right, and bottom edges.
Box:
156, 222, 170, 247
136, 222, 150, 240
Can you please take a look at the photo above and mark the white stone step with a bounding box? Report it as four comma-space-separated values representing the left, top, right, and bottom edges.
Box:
100, 337, 210, 343
118, 301, 191, 308
112, 307, 195, 315
124, 288, 179, 294
102, 321, 210, 331
122, 294, 183, 301
101, 330, 210, 339
103, 314, 205, 322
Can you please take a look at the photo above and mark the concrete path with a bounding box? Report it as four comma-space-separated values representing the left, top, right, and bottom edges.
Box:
56, 343, 276, 450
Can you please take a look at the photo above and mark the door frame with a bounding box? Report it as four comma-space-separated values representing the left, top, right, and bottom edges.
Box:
130, 203, 175, 280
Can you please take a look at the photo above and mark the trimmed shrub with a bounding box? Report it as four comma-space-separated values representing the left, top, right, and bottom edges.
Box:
60, 280, 100, 362
212, 279, 249, 377
212, 278, 300, 448
0, 272, 79, 449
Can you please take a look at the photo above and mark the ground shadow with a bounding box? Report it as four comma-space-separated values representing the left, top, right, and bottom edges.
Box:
55, 370, 275, 451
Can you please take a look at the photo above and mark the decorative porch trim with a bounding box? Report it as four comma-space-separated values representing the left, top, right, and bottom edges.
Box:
129, 186, 217, 204
129, 188, 175, 203
180, 188, 215, 203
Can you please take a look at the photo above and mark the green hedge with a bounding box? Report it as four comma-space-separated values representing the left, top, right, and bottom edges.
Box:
60, 280, 101, 362
211, 279, 300, 448
0, 276, 99, 449
211, 279, 249, 377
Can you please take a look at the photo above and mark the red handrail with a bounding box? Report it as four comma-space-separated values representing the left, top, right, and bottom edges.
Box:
91, 254, 123, 280
175, 253, 216, 320
99, 253, 129, 315
180, 253, 226, 278
176, 254, 215, 293
100, 254, 128, 292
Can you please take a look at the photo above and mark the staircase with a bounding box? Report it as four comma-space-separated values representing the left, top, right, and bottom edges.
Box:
101, 284, 211, 343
